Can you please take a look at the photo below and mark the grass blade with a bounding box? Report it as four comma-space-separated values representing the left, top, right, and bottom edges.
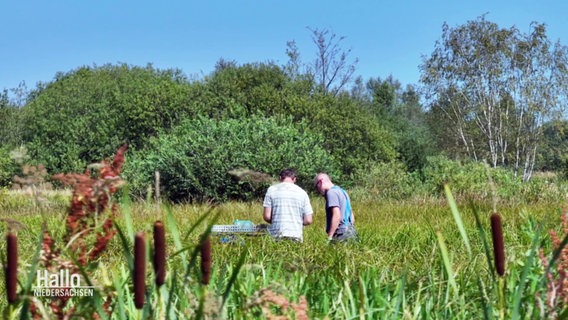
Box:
120, 191, 135, 240
444, 184, 472, 257
114, 221, 134, 272
392, 268, 407, 320
435, 230, 458, 299
19, 225, 46, 319
221, 247, 248, 310
166, 205, 183, 253
476, 276, 492, 320
112, 268, 128, 320
166, 271, 178, 320
182, 208, 215, 242
511, 221, 542, 320
470, 200, 495, 282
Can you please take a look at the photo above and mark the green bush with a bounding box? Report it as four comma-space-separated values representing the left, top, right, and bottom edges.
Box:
309, 94, 398, 180
123, 116, 340, 202
0, 146, 19, 187
351, 161, 423, 201
21, 64, 193, 173
421, 155, 528, 200
195, 63, 398, 181
519, 173, 568, 203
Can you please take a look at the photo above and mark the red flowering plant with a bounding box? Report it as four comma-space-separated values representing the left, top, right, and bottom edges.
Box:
538, 207, 568, 319
29, 144, 128, 319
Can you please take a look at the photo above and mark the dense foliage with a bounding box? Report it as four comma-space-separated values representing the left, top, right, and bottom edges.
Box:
123, 116, 340, 202
0, 146, 18, 187
0, 90, 23, 148
192, 63, 398, 177
21, 64, 193, 173
537, 120, 568, 177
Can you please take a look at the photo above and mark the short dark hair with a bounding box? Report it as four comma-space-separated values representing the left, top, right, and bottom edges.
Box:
279, 168, 296, 179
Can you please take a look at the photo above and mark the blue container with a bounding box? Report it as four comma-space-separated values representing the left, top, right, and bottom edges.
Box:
234, 220, 254, 228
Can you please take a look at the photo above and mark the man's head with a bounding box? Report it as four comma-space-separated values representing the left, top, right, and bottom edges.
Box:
279, 168, 297, 183
313, 172, 333, 195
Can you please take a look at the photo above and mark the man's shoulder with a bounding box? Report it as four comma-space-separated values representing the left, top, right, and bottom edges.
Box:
267, 182, 284, 189
271, 182, 307, 192
327, 186, 343, 196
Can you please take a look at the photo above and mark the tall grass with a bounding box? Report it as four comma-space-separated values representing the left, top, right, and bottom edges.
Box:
1, 189, 567, 318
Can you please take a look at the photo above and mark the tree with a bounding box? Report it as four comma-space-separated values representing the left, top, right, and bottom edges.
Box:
362, 77, 435, 173
420, 16, 568, 180
366, 76, 399, 116
203, 62, 397, 179
537, 120, 568, 172
21, 64, 193, 173
0, 89, 14, 146
0, 89, 24, 148
285, 27, 358, 96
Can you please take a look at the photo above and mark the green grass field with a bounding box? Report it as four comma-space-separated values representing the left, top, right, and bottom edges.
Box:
1, 188, 566, 319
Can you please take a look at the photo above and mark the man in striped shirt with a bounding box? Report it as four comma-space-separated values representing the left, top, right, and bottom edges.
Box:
262, 168, 313, 242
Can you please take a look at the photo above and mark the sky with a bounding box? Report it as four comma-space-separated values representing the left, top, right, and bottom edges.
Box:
1, 0, 568, 96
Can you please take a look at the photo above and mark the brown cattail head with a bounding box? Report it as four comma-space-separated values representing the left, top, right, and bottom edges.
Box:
153, 221, 166, 287
134, 232, 146, 309
491, 213, 506, 277
6, 232, 18, 304
200, 235, 211, 285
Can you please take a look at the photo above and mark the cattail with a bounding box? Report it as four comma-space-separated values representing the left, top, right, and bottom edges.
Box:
6, 232, 18, 304
134, 232, 146, 309
491, 213, 506, 277
153, 221, 166, 287
200, 235, 211, 285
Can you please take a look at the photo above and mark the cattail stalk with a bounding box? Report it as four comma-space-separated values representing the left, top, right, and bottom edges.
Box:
134, 232, 146, 309
491, 213, 506, 277
153, 221, 166, 287
200, 235, 211, 285
154, 171, 161, 205
6, 232, 18, 304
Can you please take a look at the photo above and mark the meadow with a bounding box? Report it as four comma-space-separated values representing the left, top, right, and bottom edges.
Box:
1, 186, 567, 319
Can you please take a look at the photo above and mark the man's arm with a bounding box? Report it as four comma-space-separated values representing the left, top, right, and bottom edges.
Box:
303, 194, 313, 226
327, 207, 340, 238
303, 214, 313, 226
263, 207, 272, 223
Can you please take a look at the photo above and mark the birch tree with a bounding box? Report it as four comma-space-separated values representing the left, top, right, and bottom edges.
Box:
420, 16, 568, 180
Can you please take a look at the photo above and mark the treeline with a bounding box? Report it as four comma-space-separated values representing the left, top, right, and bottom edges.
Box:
1, 17, 568, 202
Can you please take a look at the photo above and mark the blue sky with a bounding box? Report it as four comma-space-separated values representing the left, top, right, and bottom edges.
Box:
1, 0, 567, 94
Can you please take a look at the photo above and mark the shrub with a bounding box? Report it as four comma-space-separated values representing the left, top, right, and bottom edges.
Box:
0, 146, 19, 187
21, 64, 193, 173
519, 173, 568, 203
312, 94, 398, 180
123, 116, 340, 202
351, 161, 423, 201
421, 155, 536, 201
195, 63, 398, 181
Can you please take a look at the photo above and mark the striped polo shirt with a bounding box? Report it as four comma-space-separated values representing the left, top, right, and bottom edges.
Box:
263, 182, 313, 241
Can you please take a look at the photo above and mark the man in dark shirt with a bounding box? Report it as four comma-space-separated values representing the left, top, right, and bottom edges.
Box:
313, 173, 358, 242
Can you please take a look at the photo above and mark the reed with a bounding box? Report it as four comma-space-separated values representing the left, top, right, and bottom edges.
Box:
6, 232, 17, 304
153, 221, 166, 287
200, 234, 211, 286
491, 212, 506, 277
133, 231, 146, 310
